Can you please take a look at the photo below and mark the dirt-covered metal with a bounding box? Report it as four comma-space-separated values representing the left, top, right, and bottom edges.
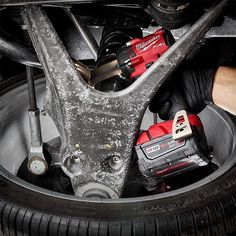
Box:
21, 0, 228, 198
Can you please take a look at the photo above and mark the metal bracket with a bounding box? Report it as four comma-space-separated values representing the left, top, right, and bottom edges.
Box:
28, 109, 48, 175
172, 110, 192, 141
21, 0, 228, 198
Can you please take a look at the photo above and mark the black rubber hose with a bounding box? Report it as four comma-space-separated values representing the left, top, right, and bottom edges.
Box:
0, 31, 41, 68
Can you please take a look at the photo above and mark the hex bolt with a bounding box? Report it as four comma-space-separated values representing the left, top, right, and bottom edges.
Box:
41, 109, 47, 116
109, 155, 123, 170
166, 159, 171, 165
28, 156, 48, 176
71, 155, 80, 162
208, 152, 214, 160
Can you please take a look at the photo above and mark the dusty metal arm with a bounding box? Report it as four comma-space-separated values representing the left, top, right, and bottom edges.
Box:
22, 6, 135, 198
172, 16, 236, 40
21, 0, 228, 198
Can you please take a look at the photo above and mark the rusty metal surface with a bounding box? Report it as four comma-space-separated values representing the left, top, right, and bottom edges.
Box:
21, 0, 228, 197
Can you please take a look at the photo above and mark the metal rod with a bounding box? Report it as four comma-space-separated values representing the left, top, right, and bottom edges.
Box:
26, 66, 37, 111
26, 68, 48, 175
0, 0, 122, 6
24, 31, 48, 176
26, 75, 48, 176
0, 31, 41, 68
65, 8, 99, 61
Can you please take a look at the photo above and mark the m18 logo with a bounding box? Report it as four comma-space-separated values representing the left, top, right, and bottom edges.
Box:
146, 144, 161, 154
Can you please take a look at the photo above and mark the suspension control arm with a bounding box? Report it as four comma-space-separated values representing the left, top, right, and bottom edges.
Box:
0, 31, 40, 68
21, 0, 229, 198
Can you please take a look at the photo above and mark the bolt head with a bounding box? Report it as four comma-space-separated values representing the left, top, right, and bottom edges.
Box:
109, 155, 123, 170
28, 157, 48, 175
113, 156, 120, 162
41, 110, 47, 116
71, 155, 80, 161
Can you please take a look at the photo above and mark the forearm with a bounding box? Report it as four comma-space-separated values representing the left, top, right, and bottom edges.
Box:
212, 66, 236, 116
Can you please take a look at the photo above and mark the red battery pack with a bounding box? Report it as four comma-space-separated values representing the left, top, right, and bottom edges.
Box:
135, 114, 209, 179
